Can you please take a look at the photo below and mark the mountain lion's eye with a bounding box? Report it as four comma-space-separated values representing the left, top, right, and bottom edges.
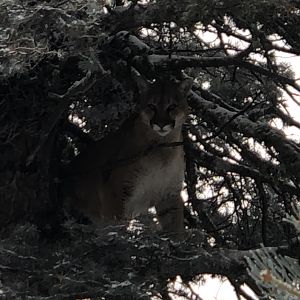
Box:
167, 104, 177, 112
147, 104, 156, 111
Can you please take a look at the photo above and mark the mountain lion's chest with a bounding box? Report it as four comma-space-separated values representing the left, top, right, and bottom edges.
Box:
124, 149, 184, 218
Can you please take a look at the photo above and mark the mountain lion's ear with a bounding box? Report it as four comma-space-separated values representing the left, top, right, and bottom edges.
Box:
179, 78, 193, 95
136, 75, 151, 95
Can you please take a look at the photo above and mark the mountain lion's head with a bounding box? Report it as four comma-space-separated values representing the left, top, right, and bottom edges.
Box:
137, 78, 193, 136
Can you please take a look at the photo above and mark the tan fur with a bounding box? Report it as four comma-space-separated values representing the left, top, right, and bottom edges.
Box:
64, 78, 192, 239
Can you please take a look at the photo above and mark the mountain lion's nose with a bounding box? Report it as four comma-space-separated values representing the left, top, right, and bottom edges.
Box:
152, 120, 175, 129
152, 124, 173, 136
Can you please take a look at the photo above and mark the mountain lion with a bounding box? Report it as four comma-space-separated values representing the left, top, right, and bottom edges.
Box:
64, 77, 193, 239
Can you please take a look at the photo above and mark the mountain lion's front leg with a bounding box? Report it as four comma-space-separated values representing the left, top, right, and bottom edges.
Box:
155, 193, 184, 240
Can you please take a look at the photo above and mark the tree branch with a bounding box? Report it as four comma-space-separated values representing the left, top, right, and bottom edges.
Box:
189, 91, 300, 181
185, 140, 300, 196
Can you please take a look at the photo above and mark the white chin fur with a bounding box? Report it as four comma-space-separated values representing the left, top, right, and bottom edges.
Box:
156, 130, 170, 136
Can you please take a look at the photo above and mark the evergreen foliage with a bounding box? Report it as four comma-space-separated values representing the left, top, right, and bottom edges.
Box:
247, 205, 300, 299
0, 0, 300, 299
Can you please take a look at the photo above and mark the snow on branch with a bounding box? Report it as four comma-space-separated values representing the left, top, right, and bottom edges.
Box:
189, 91, 300, 181
141, 54, 299, 91
104, 31, 300, 93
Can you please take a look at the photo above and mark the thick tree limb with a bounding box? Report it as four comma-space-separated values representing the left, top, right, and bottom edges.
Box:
144, 55, 299, 92
189, 91, 300, 181
103, 31, 300, 92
